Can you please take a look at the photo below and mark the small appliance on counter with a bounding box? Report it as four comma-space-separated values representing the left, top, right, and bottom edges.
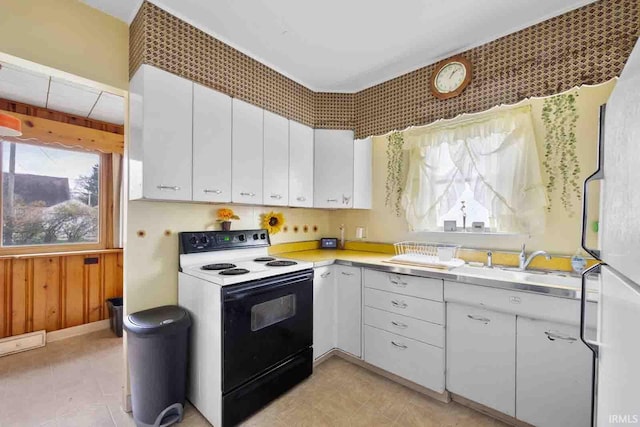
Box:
320, 238, 338, 249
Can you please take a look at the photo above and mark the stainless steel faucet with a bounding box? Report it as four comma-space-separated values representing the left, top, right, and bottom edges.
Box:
519, 244, 551, 270
487, 251, 493, 268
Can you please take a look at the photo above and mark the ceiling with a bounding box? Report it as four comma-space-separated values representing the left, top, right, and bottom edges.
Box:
0, 62, 125, 125
82, 0, 596, 93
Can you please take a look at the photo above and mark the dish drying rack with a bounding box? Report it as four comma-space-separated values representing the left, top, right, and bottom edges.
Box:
386, 241, 464, 270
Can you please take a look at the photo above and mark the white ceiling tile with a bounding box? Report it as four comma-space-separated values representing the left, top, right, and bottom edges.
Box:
47, 78, 101, 117
89, 92, 125, 125
0, 62, 49, 107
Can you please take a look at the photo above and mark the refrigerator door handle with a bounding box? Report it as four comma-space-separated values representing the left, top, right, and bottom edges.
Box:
581, 104, 605, 260
580, 262, 601, 427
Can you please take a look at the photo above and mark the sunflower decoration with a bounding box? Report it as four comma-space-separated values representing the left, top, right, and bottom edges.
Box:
261, 211, 285, 235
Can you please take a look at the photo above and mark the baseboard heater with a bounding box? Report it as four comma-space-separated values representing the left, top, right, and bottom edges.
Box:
0, 330, 46, 357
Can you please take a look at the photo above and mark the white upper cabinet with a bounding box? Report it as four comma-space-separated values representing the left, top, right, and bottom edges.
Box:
314, 129, 354, 208
192, 84, 232, 202
232, 99, 264, 204
263, 111, 289, 206
353, 137, 372, 209
129, 65, 193, 201
288, 121, 314, 207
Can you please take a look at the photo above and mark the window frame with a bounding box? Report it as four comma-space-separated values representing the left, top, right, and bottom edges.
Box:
0, 141, 112, 255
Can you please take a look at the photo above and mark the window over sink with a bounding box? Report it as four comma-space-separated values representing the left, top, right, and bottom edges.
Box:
402, 106, 547, 233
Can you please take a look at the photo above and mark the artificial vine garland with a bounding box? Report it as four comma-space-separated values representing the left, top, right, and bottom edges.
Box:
385, 132, 404, 216
541, 92, 580, 215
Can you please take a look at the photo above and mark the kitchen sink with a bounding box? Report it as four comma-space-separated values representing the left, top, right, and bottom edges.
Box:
452, 264, 594, 290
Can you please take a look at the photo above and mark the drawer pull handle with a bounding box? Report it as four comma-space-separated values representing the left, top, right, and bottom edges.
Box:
391, 321, 408, 329
389, 277, 407, 287
296, 196, 306, 202
240, 192, 256, 197
341, 272, 354, 276
270, 194, 282, 199
545, 331, 577, 343
467, 315, 491, 323
320, 272, 331, 278
391, 300, 408, 309
157, 185, 180, 191
391, 341, 408, 349
204, 189, 222, 194
327, 198, 338, 202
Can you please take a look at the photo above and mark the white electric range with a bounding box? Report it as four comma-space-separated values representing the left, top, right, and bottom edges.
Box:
178, 229, 314, 427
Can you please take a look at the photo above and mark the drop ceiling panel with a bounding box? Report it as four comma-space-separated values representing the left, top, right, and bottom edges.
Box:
47, 78, 101, 117
0, 62, 49, 107
89, 92, 125, 125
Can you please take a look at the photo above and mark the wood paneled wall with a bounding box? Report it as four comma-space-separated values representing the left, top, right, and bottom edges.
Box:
0, 250, 123, 338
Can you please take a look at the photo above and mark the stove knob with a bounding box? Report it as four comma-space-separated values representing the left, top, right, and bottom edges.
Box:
253, 233, 259, 240
189, 235, 198, 246
238, 234, 245, 242
260, 233, 266, 240
199, 235, 209, 245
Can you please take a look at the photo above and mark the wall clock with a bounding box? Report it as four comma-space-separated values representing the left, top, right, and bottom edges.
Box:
430, 55, 472, 100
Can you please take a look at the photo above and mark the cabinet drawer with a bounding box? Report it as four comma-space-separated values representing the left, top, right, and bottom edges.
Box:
444, 280, 597, 328
0, 331, 46, 356
364, 288, 444, 325
364, 325, 444, 392
364, 269, 443, 301
364, 306, 444, 348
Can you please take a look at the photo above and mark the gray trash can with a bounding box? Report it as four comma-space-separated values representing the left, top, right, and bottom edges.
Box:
124, 305, 191, 427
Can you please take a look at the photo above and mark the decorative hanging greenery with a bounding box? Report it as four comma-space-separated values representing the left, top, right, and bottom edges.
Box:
541, 92, 580, 215
385, 132, 404, 216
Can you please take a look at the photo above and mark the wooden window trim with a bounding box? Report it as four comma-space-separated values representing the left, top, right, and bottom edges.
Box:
0, 141, 117, 256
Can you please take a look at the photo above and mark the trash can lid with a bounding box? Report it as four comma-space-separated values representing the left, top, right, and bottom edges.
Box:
124, 305, 191, 335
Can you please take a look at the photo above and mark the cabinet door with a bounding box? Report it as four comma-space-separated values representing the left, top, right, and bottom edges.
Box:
353, 137, 372, 209
314, 129, 354, 208
289, 121, 314, 207
192, 84, 232, 202
446, 303, 516, 416
130, 65, 193, 201
313, 266, 336, 360
516, 318, 593, 427
232, 99, 263, 204
263, 111, 289, 205
335, 265, 362, 357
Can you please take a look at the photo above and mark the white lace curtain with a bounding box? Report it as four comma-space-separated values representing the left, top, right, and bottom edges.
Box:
401, 106, 547, 233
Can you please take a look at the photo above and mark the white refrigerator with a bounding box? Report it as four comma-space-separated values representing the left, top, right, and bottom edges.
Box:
581, 39, 640, 426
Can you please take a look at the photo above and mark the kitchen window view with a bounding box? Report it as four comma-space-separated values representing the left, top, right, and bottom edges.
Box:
1, 140, 101, 247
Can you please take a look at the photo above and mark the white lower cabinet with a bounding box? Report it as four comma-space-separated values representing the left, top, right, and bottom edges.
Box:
516, 317, 593, 427
364, 325, 445, 392
446, 302, 516, 417
313, 266, 336, 361
335, 265, 362, 357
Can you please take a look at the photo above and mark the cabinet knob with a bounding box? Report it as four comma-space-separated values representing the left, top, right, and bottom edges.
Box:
391, 341, 408, 350
240, 192, 256, 197
342, 195, 351, 204
296, 196, 306, 202
157, 185, 180, 191
270, 194, 282, 199
467, 314, 491, 323
204, 189, 222, 194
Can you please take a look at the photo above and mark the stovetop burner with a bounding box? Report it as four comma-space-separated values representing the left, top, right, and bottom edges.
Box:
266, 260, 298, 267
254, 257, 276, 262
202, 263, 237, 271
219, 268, 250, 276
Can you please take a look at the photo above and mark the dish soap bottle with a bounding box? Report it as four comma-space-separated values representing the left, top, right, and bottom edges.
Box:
571, 250, 587, 275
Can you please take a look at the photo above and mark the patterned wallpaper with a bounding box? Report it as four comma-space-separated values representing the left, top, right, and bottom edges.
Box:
130, 0, 639, 138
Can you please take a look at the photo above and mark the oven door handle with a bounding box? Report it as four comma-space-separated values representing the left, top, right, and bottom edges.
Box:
222, 270, 314, 301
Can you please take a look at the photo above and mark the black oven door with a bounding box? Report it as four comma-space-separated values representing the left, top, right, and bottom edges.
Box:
222, 269, 313, 393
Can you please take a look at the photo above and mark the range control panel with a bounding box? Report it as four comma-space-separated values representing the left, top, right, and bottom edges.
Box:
179, 229, 270, 254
